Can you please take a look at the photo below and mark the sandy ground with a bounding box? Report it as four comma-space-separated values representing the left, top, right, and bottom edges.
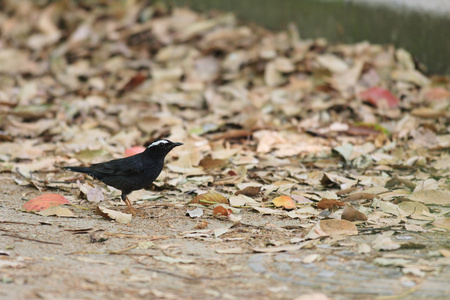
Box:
1, 174, 450, 300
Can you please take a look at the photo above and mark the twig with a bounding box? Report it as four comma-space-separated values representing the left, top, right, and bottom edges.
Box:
109, 244, 137, 254
375, 282, 422, 300
103, 233, 170, 240
2, 233, 62, 245
136, 266, 242, 281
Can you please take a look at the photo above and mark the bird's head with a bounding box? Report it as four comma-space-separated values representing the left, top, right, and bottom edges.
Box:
144, 139, 183, 156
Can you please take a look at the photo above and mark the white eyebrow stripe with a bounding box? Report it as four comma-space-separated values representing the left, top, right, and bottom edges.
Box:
147, 140, 169, 148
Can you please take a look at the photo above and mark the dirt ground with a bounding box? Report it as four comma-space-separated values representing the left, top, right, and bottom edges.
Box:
1, 175, 449, 300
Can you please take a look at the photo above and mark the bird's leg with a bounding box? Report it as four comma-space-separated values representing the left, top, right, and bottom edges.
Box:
122, 194, 137, 215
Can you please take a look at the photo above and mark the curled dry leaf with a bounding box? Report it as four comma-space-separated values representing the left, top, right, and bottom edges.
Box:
22, 193, 70, 212
96, 205, 132, 224
189, 192, 228, 206
272, 195, 296, 210
213, 205, 232, 216
341, 205, 368, 221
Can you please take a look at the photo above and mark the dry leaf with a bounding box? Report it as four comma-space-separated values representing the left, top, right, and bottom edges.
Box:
272, 195, 296, 209
372, 232, 401, 251
408, 190, 450, 206
22, 193, 70, 212
190, 192, 228, 206
253, 244, 304, 253
124, 146, 146, 157
341, 205, 368, 221
96, 205, 132, 224
186, 207, 204, 218
318, 219, 358, 236
37, 205, 75, 217
213, 205, 231, 216
235, 186, 261, 196
229, 194, 258, 207
317, 198, 345, 210
86, 187, 104, 203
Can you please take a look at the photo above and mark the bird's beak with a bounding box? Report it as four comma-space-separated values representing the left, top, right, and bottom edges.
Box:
173, 142, 183, 147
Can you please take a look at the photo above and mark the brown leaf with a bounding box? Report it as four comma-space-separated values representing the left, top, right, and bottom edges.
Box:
118, 73, 147, 95
189, 192, 228, 206
341, 205, 368, 221
235, 186, 261, 196
317, 198, 345, 210
213, 205, 232, 216
342, 193, 377, 202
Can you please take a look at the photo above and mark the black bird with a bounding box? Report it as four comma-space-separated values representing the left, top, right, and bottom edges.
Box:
64, 139, 182, 214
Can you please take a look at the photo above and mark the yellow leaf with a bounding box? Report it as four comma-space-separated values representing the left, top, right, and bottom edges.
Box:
272, 195, 295, 209
189, 192, 228, 206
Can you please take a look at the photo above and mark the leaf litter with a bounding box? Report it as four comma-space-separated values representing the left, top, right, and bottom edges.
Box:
0, 1, 449, 299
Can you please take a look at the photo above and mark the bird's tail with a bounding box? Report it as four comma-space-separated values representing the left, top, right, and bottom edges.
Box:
63, 166, 92, 174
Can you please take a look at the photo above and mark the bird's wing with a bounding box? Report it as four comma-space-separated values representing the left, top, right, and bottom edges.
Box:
90, 155, 145, 176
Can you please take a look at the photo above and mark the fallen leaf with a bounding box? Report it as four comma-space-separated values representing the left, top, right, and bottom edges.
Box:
22, 193, 70, 212
213, 205, 231, 216
229, 194, 258, 207
38, 205, 75, 217
213, 226, 231, 237
272, 195, 296, 209
215, 247, 245, 254
398, 201, 433, 220
318, 219, 358, 236
432, 217, 450, 230
189, 192, 228, 206
317, 198, 345, 210
118, 73, 147, 95
341, 205, 367, 221
153, 256, 194, 264
302, 254, 321, 263
186, 207, 204, 218
294, 293, 330, 300
253, 244, 304, 253
408, 190, 450, 206
96, 205, 132, 224
124, 146, 146, 157
372, 232, 401, 251
235, 186, 261, 196
195, 220, 209, 229
86, 187, 104, 203
332, 143, 353, 163
359, 86, 400, 108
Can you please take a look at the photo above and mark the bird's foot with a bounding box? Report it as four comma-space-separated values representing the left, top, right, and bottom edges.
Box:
124, 197, 138, 216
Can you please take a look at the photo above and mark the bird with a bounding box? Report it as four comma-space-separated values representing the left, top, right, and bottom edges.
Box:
63, 139, 183, 215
